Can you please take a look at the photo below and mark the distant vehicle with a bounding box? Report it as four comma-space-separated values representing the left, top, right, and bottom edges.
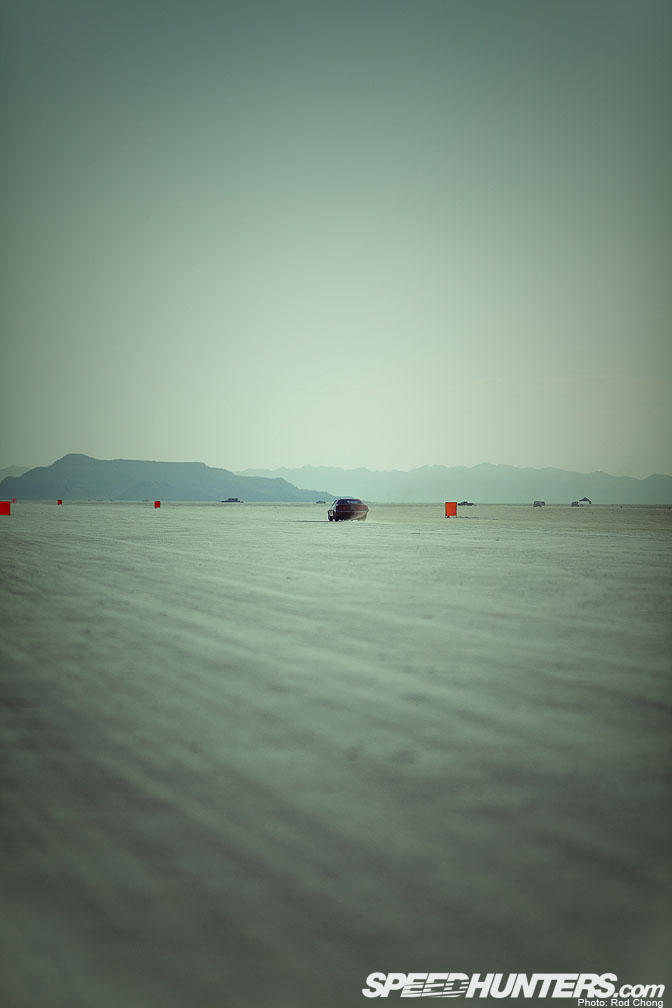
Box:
221, 498, 243, 503
458, 501, 475, 506
533, 500, 545, 507
328, 498, 368, 522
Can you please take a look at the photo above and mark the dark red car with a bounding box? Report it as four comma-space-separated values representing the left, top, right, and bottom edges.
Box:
328, 498, 368, 522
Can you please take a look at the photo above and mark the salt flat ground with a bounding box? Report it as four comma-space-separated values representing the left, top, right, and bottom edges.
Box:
1, 502, 670, 1007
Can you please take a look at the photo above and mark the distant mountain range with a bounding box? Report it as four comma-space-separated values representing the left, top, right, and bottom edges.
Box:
0, 465, 30, 481
0, 454, 332, 502
237, 463, 672, 505
2, 456, 670, 504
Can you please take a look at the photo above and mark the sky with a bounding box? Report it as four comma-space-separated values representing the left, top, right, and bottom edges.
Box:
1, 0, 671, 478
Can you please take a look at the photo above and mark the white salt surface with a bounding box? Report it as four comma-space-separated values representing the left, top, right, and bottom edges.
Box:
1, 502, 670, 1007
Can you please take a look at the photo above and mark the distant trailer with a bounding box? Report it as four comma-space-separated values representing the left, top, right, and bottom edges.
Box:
533, 500, 545, 507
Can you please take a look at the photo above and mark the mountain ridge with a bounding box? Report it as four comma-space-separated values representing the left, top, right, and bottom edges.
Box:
0, 464, 30, 480
236, 463, 672, 504
2, 455, 670, 504
0, 454, 333, 502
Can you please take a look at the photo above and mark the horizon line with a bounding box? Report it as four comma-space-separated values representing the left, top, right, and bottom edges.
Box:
2, 453, 671, 482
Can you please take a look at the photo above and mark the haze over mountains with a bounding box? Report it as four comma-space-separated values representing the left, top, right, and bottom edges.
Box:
2, 455, 671, 503
0, 465, 30, 481
0, 455, 332, 502
238, 464, 672, 505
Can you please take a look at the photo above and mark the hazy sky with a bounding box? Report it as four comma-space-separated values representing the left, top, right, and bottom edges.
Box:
1, 0, 670, 477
